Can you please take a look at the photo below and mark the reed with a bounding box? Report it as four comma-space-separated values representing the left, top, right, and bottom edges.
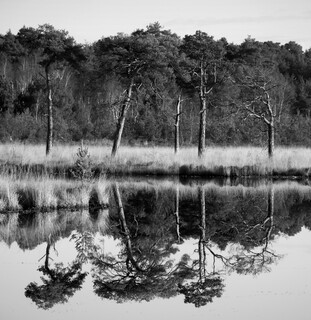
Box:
1, 143, 311, 177
0, 176, 109, 212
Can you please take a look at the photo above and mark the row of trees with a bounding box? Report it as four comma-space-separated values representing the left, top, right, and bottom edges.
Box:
1, 23, 311, 157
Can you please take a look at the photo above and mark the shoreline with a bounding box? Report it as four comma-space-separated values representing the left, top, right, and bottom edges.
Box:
1, 162, 310, 179
0, 172, 310, 215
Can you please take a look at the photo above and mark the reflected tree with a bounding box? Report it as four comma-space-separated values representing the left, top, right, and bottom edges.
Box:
71, 230, 96, 263
25, 234, 87, 309
178, 185, 280, 306
92, 183, 193, 303
178, 187, 225, 307
226, 185, 280, 274
92, 184, 280, 306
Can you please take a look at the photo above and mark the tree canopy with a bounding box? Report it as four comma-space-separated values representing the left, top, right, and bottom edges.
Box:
1, 23, 311, 149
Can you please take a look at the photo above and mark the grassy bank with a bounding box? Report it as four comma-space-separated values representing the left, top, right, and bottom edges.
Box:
0, 176, 108, 213
1, 143, 311, 178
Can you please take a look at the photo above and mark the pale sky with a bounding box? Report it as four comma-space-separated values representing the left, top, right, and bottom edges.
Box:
1, 0, 311, 49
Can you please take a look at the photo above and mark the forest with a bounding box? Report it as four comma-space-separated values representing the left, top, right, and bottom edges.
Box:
1, 22, 311, 156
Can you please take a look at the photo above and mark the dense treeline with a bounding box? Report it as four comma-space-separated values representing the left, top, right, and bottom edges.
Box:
1, 22, 311, 154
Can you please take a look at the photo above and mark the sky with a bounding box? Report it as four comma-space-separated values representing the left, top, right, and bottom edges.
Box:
1, 0, 311, 49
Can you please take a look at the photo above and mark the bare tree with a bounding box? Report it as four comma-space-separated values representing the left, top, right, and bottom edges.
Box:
237, 66, 292, 159
174, 94, 182, 154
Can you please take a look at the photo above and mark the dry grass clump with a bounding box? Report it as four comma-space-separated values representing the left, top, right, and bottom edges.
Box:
18, 180, 58, 209
0, 176, 109, 212
0, 181, 21, 211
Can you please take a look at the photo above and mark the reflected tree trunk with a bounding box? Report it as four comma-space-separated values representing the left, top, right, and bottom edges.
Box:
264, 184, 275, 249
44, 241, 51, 270
43, 235, 56, 280
112, 183, 144, 272
198, 186, 206, 280
173, 185, 183, 243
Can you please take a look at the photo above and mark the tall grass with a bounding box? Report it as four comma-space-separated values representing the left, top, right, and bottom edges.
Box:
1, 143, 311, 176
0, 176, 109, 212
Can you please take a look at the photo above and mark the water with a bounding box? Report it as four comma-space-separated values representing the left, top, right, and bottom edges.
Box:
1, 179, 311, 320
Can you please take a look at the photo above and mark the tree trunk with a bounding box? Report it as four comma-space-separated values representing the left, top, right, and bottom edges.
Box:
198, 61, 207, 158
268, 121, 274, 159
174, 94, 182, 154
45, 66, 53, 155
3, 56, 7, 79
111, 80, 134, 157
198, 98, 207, 157
35, 100, 39, 122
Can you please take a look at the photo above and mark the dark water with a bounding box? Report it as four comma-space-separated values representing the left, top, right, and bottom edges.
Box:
1, 180, 311, 320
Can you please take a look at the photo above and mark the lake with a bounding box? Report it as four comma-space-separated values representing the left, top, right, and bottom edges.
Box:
1, 178, 311, 320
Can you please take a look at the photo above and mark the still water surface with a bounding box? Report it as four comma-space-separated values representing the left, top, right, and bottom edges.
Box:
1, 179, 311, 320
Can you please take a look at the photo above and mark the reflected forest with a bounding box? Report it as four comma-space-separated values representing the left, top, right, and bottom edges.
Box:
1, 182, 311, 309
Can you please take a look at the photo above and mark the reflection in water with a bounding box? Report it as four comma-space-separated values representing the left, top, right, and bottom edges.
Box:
1, 180, 311, 311
224, 185, 280, 275
25, 236, 87, 309
0, 208, 108, 250
92, 182, 190, 303
174, 185, 183, 244
178, 187, 225, 307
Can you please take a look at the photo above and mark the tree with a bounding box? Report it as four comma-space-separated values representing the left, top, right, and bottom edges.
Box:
180, 31, 226, 157
17, 24, 85, 154
95, 24, 178, 157
236, 65, 292, 158
0, 31, 23, 80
